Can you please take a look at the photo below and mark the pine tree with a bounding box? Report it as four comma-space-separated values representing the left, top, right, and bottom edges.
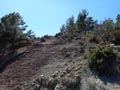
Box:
116, 14, 120, 30
0, 12, 27, 50
76, 9, 95, 34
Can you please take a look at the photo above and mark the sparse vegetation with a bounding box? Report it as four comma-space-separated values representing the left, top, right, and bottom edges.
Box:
40, 35, 54, 42
88, 34, 100, 44
1, 9, 120, 90
40, 37, 46, 42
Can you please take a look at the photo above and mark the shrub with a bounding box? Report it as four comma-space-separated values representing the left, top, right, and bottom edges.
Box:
111, 30, 120, 45
87, 45, 117, 76
41, 38, 46, 42
89, 34, 100, 44
43, 35, 53, 39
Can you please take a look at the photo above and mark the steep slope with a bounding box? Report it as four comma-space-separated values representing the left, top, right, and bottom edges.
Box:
0, 39, 120, 90
0, 40, 83, 90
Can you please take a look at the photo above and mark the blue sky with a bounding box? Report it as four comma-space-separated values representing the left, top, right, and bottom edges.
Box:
0, 0, 120, 37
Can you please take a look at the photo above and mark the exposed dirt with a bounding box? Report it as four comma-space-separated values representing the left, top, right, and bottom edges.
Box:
0, 39, 120, 90
0, 40, 82, 90
0, 42, 52, 90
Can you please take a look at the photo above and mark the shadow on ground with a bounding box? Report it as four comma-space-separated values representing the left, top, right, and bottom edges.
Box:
0, 51, 25, 73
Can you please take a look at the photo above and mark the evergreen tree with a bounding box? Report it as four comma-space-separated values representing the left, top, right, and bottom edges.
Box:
76, 9, 95, 34
102, 18, 114, 31
66, 16, 75, 35
26, 30, 35, 40
116, 14, 120, 29
60, 24, 66, 35
0, 12, 27, 50
76, 9, 88, 33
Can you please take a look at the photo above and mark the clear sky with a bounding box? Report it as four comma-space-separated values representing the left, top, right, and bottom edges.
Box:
0, 0, 120, 37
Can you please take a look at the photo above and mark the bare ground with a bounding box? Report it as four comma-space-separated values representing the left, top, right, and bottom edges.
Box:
0, 40, 120, 90
0, 40, 82, 90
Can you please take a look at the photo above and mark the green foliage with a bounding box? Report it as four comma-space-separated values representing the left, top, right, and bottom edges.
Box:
88, 34, 100, 44
76, 9, 88, 33
26, 30, 35, 40
60, 24, 66, 35
87, 45, 117, 76
111, 30, 120, 44
66, 16, 75, 35
76, 9, 95, 34
40, 34, 53, 42
102, 18, 114, 31
115, 14, 120, 30
40, 37, 46, 42
0, 12, 28, 51
43, 35, 53, 39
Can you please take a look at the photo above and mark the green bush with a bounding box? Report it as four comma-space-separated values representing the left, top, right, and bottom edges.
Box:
111, 30, 120, 45
87, 45, 117, 76
41, 38, 46, 42
89, 34, 100, 44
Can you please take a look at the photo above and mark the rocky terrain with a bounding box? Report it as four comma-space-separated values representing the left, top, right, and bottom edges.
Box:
0, 39, 120, 90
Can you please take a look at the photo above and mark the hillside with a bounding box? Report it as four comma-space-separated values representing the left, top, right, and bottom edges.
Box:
0, 38, 120, 90
0, 10, 120, 90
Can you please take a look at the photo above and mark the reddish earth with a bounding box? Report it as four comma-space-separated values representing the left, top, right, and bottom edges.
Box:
0, 42, 57, 90
0, 40, 76, 90
1, 40, 120, 90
